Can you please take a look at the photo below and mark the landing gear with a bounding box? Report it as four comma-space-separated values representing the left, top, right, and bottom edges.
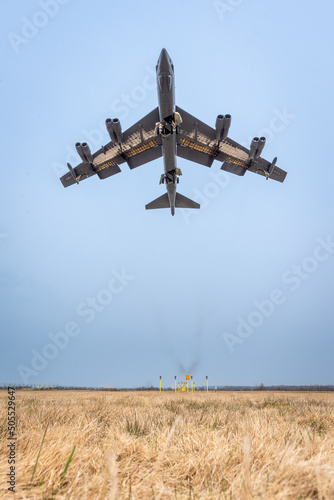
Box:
173, 111, 182, 126
155, 122, 172, 137
155, 122, 163, 136
159, 168, 182, 185
155, 112, 183, 137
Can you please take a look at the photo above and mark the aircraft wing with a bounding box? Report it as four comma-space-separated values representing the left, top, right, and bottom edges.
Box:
60, 107, 162, 187
175, 106, 287, 183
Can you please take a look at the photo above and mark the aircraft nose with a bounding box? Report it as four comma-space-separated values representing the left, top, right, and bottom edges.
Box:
158, 48, 170, 73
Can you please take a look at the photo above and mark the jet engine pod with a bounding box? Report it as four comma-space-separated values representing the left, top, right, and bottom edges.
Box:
249, 137, 259, 160
75, 142, 86, 163
81, 142, 93, 163
249, 136, 266, 160
111, 118, 122, 143
256, 136, 266, 157
215, 114, 231, 142
106, 118, 114, 140
215, 115, 224, 142
106, 118, 123, 143
221, 114, 231, 141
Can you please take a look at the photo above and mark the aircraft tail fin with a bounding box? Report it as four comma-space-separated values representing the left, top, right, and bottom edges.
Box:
145, 193, 170, 210
145, 192, 200, 212
175, 192, 200, 209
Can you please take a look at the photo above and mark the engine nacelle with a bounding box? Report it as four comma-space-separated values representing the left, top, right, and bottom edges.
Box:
215, 114, 231, 142
222, 114, 231, 141
249, 136, 266, 160
112, 119, 122, 143
256, 136, 266, 157
81, 142, 93, 163
106, 118, 123, 143
215, 115, 224, 142
75, 142, 86, 163
105, 118, 114, 140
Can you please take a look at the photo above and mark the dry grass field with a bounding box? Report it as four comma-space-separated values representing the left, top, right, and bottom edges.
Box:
1, 390, 334, 499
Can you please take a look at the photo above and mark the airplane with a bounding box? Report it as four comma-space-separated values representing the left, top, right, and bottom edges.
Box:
60, 48, 287, 216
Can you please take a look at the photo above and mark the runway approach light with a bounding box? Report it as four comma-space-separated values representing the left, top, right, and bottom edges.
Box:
164, 375, 212, 392
185, 374, 190, 392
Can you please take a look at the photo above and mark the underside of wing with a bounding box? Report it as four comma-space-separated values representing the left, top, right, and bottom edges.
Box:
93, 107, 162, 171
176, 106, 218, 167
176, 106, 248, 167
60, 107, 162, 187
247, 157, 287, 182
60, 161, 121, 187
175, 106, 287, 183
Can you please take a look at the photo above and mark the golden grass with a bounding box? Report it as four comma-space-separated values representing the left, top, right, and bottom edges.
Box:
1, 390, 334, 499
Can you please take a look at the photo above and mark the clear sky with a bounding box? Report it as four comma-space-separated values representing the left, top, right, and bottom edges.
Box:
1, 0, 333, 388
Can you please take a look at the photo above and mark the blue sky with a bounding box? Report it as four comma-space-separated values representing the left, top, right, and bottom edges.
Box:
1, 0, 333, 388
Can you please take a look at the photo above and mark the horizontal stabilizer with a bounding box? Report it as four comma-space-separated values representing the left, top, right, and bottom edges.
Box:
175, 192, 200, 209
145, 193, 170, 210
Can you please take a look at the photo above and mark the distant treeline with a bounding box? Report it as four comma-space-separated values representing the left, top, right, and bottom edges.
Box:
1, 384, 334, 391
218, 385, 334, 392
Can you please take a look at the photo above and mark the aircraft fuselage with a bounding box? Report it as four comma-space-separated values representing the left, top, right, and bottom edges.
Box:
156, 48, 178, 215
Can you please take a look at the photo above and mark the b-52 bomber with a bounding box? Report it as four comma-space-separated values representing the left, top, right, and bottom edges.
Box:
60, 48, 287, 216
